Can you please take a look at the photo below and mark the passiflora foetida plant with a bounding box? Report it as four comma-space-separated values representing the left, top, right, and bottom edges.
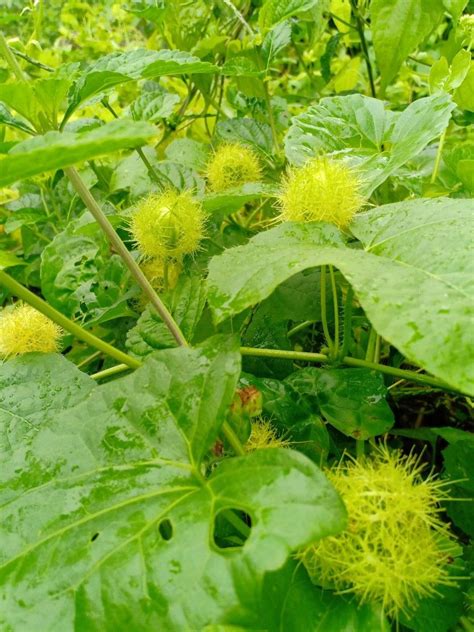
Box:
0, 1, 472, 631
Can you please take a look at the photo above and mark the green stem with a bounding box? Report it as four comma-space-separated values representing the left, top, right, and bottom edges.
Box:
239, 346, 457, 392
101, 100, 169, 189
241, 347, 329, 364
222, 508, 251, 538
320, 265, 334, 352
64, 167, 188, 347
77, 349, 102, 369
163, 257, 169, 293
340, 285, 353, 359
257, 51, 280, 153
356, 439, 365, 459
349, 0, 376, 97
0, 270, 141, 369
374, 334, 381, 364
91, 363, 131, 381
222, 421, 246, 456
288, 320, 316, 338
343, 356, 452, 390
329, 12, 357, 30
0, 32, 27, 81
459, 616, 474, 632
329, 265, 339, 356
430, 129, 446, 184
11, 48, 54, 72
365, 327, 377, 362
262, 79, 279, 152
222, 0, 255, 36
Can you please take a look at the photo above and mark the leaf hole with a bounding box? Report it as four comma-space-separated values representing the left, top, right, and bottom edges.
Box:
213, 508, 252, 550
158, 518, 173, 541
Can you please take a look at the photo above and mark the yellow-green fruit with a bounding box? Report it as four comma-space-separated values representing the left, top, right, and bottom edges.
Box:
206, 143, 262, 192
301, 447, 457, 617
131, 190, 205, 259
279, 157, 364, 228
141, 257, 181, 292
0, 303, 62, 357
245, 418, 289, 452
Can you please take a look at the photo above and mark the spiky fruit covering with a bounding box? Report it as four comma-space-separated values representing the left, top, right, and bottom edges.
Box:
460, 14, 474, 48
279, 157, 364, 228
131, 190, 205, 259
301, 447, 457, 618
141, 257, 181, 292
206, 143, 262, 192
0, 303, 62, 357
245, 418, 289, 452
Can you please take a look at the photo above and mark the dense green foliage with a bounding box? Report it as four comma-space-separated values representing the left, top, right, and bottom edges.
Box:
0, 1, 473, 630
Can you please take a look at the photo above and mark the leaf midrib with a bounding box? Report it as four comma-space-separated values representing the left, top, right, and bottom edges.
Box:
1, 480, 198, 572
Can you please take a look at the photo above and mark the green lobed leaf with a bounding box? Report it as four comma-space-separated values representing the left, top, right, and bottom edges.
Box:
0, 251, 26, 269
259, 0, 322, 30
0, 76, 72, 130
286, 367, 395, 439
216, 118, 273, 155
441, 437, 474, 537
224, 559, 389, 631
350, 198, 474, 297
65, 49, 218, 118
40, 219, 135, 324
0, 353, 95, 455
130, 90, 180, 122
0, 119, 156, 188
202, 183, 278, 222
0, 103, 35, 134
284, 93, 455, 195
126, 275, 207, 358
164, 138, 210, 170
399, 554, 466, 632
371, 0, 445, 92
0, 337, 346, 630
261, 20, 292, 65
207, 203, 474, 393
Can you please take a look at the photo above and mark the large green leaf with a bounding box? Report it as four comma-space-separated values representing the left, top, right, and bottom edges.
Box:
126, 275, 207, 358
65, 49, 217, 118
0, 76, 72, 130
284, 93, 455, 195
259, 0, 323, 29
207, 201, 474, 393
216, 118, 273, 155
0, 337, 346, 630
0, 353, 95, 454
231, 560, 389, 631
351, 197, 474, 296
370, 0, 445, 92
203, 183, 278, 222
286, 367, 394, 439
130, 89, 180, 122
40, 220, 135, 324
441, 433, 474, 537
0, 119, 156, 187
